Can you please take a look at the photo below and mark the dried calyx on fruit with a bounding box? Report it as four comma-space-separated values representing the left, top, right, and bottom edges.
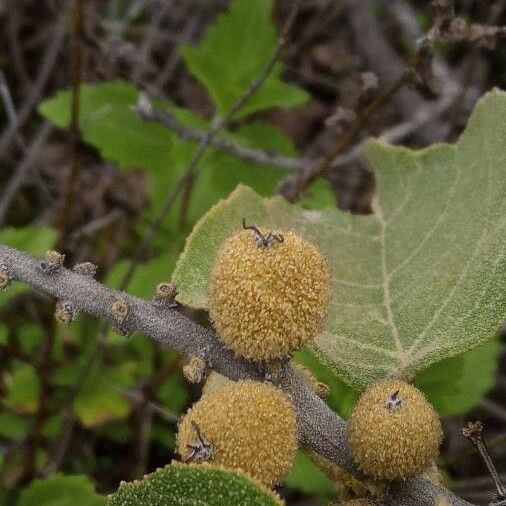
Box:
176, 381, 297, 487
347, 379, 442, 481
209, 220, 332, 360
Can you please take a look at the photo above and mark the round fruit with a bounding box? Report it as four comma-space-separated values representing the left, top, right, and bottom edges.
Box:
176, 381, 297, 487
347, 379, 442, 481
209, 226, 331, 360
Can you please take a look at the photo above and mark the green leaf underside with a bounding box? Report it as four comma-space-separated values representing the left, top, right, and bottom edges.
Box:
108, 463, 281, 506
18, 474, 105, 506
181, 0, 308, 118
172, 90, 506, 388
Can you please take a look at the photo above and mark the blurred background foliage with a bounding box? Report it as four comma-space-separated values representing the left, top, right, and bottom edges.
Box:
0, 0, 505, 504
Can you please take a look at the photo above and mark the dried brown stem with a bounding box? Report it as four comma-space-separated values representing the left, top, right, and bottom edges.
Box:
462, 421, 506, 502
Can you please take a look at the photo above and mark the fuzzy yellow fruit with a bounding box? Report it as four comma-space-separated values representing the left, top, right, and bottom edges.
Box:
209, 227, 332, 360
347, 379, 442, 481
176, 381, 297, 487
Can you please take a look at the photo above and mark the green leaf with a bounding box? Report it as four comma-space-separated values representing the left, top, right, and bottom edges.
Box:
415, 338, 501, 416
0, 411, 30, 439
108, 463, 283, 505
18, 474, 105, 506
0, 227, 56, 306
73, 365, 135, 428
39, 81, 175, 174
4, 364, 40, 414
172, 90, 506, 388
284, 451, 335, 499
181, 0, 308, 118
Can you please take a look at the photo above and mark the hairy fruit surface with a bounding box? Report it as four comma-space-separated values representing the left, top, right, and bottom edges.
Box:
209, 228, 331, 360
176, 381, 297, 487
347, 379, 442, 481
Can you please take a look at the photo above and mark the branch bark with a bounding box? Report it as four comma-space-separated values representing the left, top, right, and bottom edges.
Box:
136, 105, 303, 171
0, 244, 473, 506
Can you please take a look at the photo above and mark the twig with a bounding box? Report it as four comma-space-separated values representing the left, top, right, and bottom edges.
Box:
277, 2, 460, 203
278, 68, 419, 202
0, 122, 53, 226
136, 105, 302, 171
0, 9, 66, 159
58, 0, 85, 234
462, 421, 506, 502
140, 74, 460, 180
154, 2, 201, 88
479, 399, 506, 423
343, 0, 446, 144
120, 387, 179, 423
69, 209, 124, 241
0, 70, 26, 150
0, 244, 473, 506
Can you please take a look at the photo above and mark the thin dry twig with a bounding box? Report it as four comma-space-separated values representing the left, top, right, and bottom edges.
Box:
136, 104, 302, 171
462, 421, 506, 502
57, 0, 85, 234
0, 122, 53, 226
0, 9, 66, 158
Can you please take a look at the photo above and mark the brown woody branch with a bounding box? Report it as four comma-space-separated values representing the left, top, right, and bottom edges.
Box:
0, 244, 473, 506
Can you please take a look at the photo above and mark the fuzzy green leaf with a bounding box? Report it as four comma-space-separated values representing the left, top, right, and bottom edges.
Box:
172, 90, 506, 388
18, 474, 105, 506
181, 0, 308, 118
108, 463, 283, 505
